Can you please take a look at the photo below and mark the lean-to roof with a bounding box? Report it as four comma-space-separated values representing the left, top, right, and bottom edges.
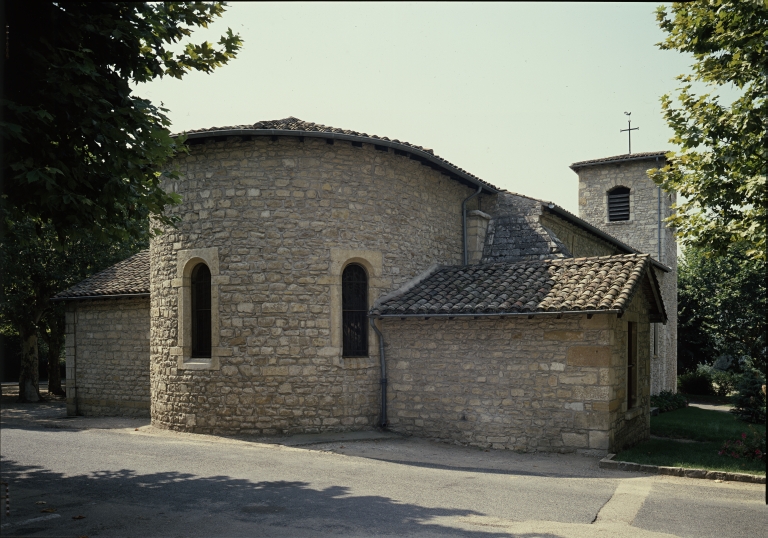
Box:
371, 253, 665, 322
53, 250, 150, 300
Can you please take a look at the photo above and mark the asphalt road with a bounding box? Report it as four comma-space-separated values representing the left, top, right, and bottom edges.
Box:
0, 400, 765, 537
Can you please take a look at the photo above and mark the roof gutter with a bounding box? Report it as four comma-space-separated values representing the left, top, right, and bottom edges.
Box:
569, 153, 667, 170
51, 292, 150, 302
371, 309, 623, 319
181, 129, 500, 194
542, 204, 670, 273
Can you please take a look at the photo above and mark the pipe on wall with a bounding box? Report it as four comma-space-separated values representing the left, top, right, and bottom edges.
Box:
656, 156, 662, 262
462, 185, 483, 265
369, 317, 388, 428
654, 156, 662, 360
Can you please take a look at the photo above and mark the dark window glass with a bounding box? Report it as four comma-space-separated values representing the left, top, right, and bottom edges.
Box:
608, 186, 630, 221
191, 263, 212, 358
342, 264, 368, 357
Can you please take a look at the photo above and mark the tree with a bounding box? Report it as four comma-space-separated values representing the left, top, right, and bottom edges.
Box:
0, 219, 146, 401
1, 2, 242, 245
649, 1, 767, 261
677, 243, 766, 374
1, 2, 241, 401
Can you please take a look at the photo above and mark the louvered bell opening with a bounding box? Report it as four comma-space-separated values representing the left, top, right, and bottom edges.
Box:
608, 187, 630, 222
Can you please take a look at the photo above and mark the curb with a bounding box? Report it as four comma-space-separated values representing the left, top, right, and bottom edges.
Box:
599, 453, 766, 484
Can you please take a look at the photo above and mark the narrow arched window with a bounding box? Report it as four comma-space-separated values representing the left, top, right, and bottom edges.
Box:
342, 264, 368, 357
191, 263, 212, 358
608, 186, 630, 221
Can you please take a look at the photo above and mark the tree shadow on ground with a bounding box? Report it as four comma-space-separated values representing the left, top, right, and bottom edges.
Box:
0, 457, 565, 537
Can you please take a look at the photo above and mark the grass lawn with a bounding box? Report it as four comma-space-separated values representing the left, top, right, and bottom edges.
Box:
616, 407, 766, 476
682, 394, 734, 406
651, 406, 763, 442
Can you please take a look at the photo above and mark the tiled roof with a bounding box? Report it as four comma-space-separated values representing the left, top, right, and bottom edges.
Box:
182, 117, 499, 192
570, 151, 667, 170
54, 250, 150, 300
371, 254, 664, 320
186, 117, 434, 152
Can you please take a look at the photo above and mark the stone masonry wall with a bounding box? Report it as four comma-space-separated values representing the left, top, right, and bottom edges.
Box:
539, 213, 622, 259
482, 193, 568, 263
65, 298, 151, 417
384, 292, 650, 454
576, 159, 677, 394
150, 136, 475, 435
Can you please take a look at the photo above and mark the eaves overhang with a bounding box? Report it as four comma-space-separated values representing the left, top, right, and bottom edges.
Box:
370, 309, 622, 319
569, 151, 668, 171
181, 128, 501, 194
50, 292, 150, 302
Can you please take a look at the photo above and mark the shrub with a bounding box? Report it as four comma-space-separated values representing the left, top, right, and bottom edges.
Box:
718, 426, 766, 463
651, 390, 688, 412
732, 366, 767, 423
678, 369, 714, 395
711, 369, 738, 397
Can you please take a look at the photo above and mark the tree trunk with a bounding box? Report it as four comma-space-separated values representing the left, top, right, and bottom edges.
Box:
19, 328, 41, 402
45, 323, 65, 396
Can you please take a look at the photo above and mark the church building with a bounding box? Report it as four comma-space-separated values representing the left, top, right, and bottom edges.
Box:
56, 118, 676, 454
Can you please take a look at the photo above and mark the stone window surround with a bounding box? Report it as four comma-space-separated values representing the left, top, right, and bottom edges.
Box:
602, 181, 633, 225
328, 248, 383, 369
171, 247, 230, 370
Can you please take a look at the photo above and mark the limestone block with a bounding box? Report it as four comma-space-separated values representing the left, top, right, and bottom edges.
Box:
589, 430, 610, 449
562, 433, 588, 447
566, 346, 611, 367
544, 331, 583, 341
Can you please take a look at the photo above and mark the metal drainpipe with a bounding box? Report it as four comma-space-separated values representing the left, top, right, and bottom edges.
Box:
655, 156, 662, 360
462, 185, 483, 265
369, 317, 387, 428
656, 157, 662, 262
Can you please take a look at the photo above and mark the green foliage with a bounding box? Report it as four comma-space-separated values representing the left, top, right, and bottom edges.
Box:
650, 390, 688, 413
677, 244, 765, 373
710, 370, 738, 397
732, 365, 766, 424
678, 369, 714, 396
0, 218, 147, 398
1, 2, 242, 245
719, 426, 766, 463
649, 1, 767, 260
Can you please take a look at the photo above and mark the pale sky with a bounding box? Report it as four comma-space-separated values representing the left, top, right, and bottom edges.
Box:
138, 2, 698, 214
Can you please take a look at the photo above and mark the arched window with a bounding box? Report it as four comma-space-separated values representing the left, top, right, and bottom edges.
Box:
342, 264, 368, 357
191, 263, 212, 358
608, 186, 630, 222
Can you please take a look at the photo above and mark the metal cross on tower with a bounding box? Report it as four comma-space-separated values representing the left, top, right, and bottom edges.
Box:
620, 112, 638, 154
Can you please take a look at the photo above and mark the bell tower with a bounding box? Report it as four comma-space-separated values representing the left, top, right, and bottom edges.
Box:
570, 152, 677, 395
